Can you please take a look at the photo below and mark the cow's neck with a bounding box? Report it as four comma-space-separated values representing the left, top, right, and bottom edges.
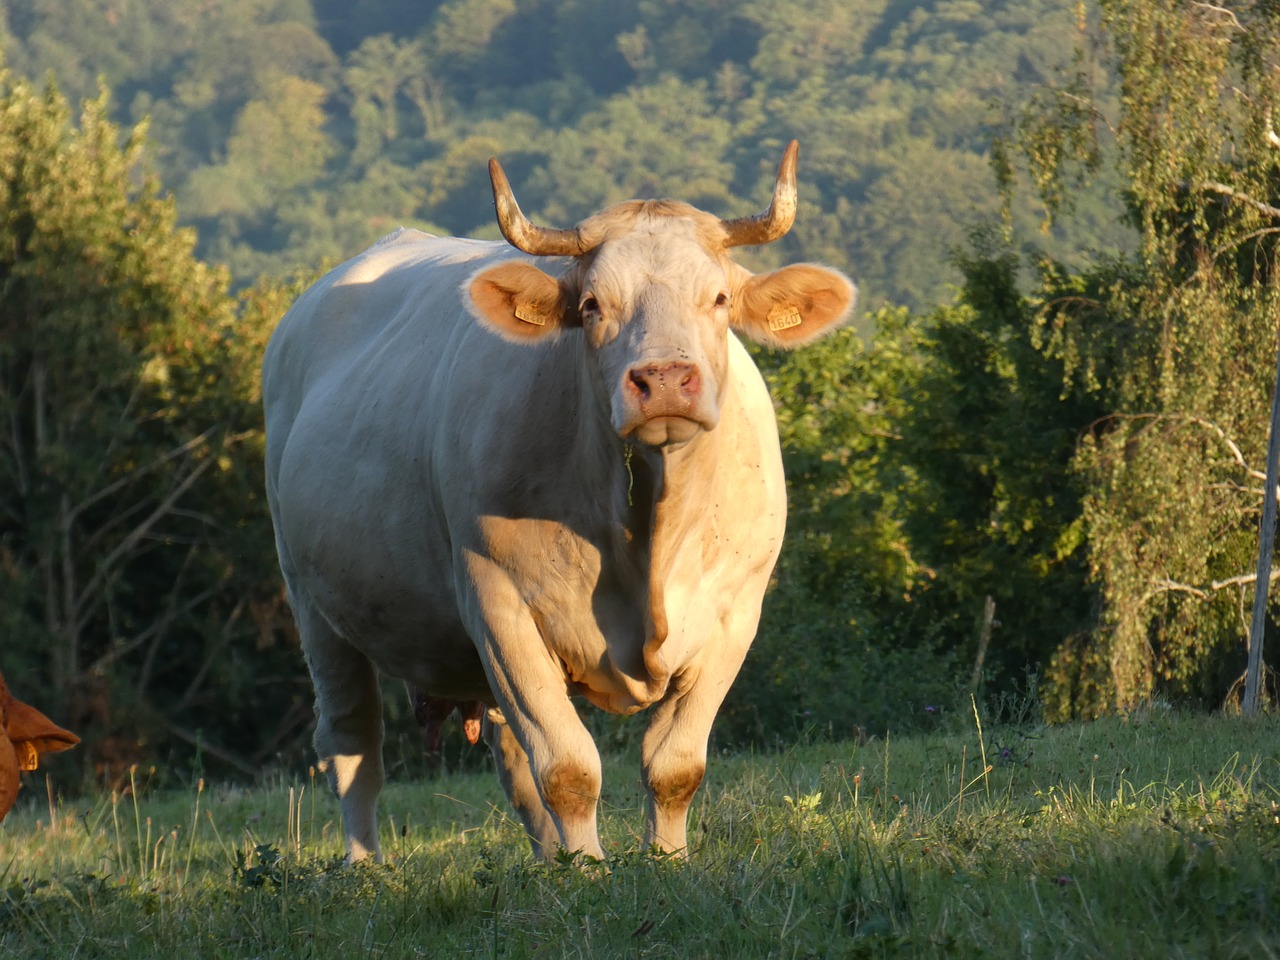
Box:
634, 436, 719, 632
600, 422, 725, 700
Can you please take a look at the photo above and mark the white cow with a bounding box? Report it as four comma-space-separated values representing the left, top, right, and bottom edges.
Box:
263, 142, 855, 861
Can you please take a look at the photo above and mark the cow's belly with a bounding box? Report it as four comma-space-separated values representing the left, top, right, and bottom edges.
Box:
276, 450, 494, 700
294, 555, 493, 700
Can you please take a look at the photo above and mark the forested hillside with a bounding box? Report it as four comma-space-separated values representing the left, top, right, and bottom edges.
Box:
1, 0, 1276, 785
0, 0, 1126, 314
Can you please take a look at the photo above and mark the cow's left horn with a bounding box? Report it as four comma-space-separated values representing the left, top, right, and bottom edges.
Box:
720, 140, 799, 248
488, 158, 589, 257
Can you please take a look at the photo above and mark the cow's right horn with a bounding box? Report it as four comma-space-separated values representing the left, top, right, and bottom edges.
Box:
720, 140, 799, 248
488, 158, 589, 257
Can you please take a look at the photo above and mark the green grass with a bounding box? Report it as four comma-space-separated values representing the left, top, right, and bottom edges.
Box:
2, 709, 1278, 958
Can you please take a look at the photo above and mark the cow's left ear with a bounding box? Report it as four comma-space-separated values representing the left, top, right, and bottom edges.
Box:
5, 699, 79, 771
466, 261, 576, 342
733, 264, 856, 349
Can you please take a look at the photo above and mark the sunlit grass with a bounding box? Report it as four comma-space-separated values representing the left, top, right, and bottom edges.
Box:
2, 710, 1278, 958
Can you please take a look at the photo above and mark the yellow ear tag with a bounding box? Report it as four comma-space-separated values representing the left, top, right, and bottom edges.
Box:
15, 740, 38, 771
768, 305, 804, 332
514, 304, 545, 326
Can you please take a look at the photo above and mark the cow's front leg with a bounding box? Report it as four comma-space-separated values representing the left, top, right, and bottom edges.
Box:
466, 557, 606, 861
640, 683, 709, 856
482, 710, 560, 859
641, 617, 755, 855
484, 674, 604, 861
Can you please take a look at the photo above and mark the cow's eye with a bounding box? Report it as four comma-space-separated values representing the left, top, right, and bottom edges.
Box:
580, 295, 600, 315
714, 292, 729, 308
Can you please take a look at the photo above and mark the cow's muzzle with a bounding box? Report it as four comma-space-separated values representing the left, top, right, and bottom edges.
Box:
620, 361, 714, 446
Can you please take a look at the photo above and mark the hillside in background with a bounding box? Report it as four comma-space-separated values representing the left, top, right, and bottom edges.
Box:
0, 0, 1129, 315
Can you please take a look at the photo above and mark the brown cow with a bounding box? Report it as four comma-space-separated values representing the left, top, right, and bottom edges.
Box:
264, 141, 855, 861
0, 670, 79, 821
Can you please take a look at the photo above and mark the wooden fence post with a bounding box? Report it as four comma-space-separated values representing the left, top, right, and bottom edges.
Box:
969, 595, 996, 698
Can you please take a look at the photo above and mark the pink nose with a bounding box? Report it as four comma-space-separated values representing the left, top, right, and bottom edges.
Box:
627, 362, 701, 417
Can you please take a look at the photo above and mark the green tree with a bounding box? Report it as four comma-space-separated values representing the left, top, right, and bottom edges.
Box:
3, 0, 1130, 312
182, 73, 334, 224
0, 68, 303, 779
506, 77, 736, 230
1003, 0, 1280, 716
721, 310, 964, 742
742, 0, 878, 86
344, 34, 442, 166
892, 244, 1107, 701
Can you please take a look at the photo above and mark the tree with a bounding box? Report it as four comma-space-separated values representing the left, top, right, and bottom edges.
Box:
527, 77, 736, 222
344, 34, 442, 166
721, 310, 965, 742
0, 68, 304, 781
1002, 0, 1280, 716
182, 73, 334, 223
4, 0, 1127, 312
892, 242, 1109, 704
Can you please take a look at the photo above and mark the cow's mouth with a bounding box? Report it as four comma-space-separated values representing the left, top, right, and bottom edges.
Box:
627, 415, 706, 448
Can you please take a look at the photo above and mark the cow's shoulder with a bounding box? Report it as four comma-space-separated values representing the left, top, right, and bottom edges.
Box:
724, 335, 784, 455
713, 334, 788, 536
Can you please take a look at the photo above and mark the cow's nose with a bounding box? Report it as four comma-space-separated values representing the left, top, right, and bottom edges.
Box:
627, 362, 701, 409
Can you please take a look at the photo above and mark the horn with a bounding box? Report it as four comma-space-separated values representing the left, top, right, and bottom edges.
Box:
488, 158, 589, 257
720, 140, 799, 248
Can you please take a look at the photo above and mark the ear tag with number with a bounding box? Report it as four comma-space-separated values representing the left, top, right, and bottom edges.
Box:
768, 305, 804, 332
15, 740, 38, 771
514, 304, 545, 326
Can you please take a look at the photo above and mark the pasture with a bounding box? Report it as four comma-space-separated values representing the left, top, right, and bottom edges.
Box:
2, 711, 1277, 958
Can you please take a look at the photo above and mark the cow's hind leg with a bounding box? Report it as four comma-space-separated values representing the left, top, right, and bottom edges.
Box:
297, 601, 385, 862
483, 711, 559, 860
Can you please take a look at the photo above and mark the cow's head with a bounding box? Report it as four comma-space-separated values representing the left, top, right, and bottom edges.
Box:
0, 670, 80, 821
465, 141, 855, 448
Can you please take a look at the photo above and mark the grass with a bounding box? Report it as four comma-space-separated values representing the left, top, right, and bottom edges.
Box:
2, 709, 1278, 958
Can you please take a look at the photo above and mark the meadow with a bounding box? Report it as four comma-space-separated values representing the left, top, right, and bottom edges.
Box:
2, 710, 1277, 959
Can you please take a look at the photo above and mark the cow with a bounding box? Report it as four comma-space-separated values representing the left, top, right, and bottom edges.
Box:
263, 141, 855, 862
0, 670, 80, 821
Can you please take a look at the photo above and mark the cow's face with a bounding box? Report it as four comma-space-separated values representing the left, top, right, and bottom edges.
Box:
466, 145, 855, 448
580, 224, 728, 447
467, 214, 854, 447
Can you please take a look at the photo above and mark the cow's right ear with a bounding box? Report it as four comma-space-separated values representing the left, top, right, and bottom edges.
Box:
466, 261, 576, 342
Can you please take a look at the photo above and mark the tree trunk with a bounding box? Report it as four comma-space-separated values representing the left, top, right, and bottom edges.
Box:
1243, 326, 1280, 714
